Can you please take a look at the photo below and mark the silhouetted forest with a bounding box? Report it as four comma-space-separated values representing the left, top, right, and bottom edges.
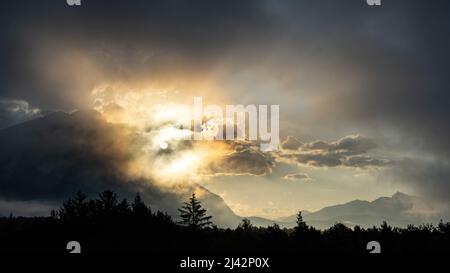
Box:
1, 190, 450, 253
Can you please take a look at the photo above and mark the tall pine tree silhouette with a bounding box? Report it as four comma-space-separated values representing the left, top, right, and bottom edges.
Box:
178, 193, 213, 229
294, 211, 308, 233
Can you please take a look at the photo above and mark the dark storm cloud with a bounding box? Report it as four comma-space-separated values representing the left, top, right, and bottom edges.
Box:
205, 142, 274, 176
0, 0, 423, 107
283, 173, 312, 181
306, 135, 378, 155
386, 158, 450, 205
3, 0, 450, 136
342, 156, 388, 168
277, 135, 387, 168
304, 0, 450, 158
0, 0, 284, 110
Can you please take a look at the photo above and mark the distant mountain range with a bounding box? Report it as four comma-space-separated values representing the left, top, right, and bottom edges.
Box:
0, 110, 448, 229
195, 190, 448, 229
273, 192, 448, 229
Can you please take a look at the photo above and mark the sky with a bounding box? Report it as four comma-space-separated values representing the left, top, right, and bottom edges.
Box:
1, 0, 450, 219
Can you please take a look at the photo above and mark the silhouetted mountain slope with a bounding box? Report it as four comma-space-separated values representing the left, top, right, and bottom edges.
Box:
0, 110, 141, 201
279, 192, 446, 229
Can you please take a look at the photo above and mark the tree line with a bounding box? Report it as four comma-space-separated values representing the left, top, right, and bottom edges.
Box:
1, 190, 450, 253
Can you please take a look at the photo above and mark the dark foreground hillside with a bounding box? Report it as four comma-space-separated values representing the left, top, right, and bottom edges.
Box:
1, 190, 450, 254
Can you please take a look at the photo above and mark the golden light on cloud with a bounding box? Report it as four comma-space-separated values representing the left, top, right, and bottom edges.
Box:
90, 85, 237, 187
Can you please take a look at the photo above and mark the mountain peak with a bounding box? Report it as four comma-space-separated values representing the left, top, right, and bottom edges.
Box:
70, 109, 102, 118
392, 191, 409, 199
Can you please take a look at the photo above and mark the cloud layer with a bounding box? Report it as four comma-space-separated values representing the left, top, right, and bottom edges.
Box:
0, 100, 41, 129
283, 173, 312, 181
278, 135, 388, 168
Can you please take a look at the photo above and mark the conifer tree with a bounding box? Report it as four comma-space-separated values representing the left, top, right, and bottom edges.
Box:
295, 211, 308, 233
178, 193, 212, 229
